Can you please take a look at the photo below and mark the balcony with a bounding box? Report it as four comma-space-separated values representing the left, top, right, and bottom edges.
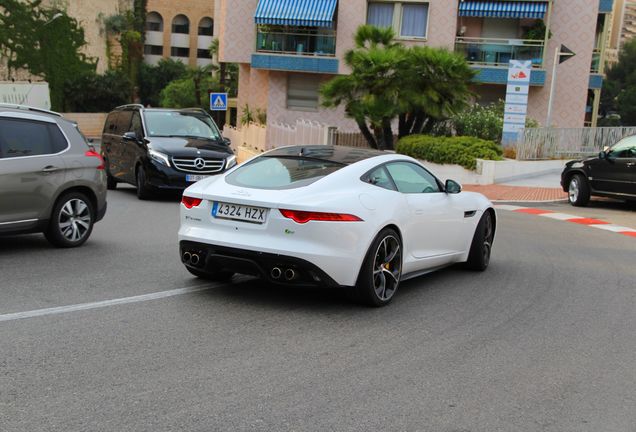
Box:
591, 49, 601, 74
455, 37, 545, 68
256, 29, 336, 57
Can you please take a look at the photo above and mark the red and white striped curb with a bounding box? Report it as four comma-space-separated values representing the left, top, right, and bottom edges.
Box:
494, 204, 636, 239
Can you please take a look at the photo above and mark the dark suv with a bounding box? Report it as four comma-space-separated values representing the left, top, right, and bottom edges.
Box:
101, 105, 235, 199
0, 104, 107, 247
561, 135, 636, 206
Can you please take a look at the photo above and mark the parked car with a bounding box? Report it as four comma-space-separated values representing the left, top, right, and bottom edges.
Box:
0, 104, 107, 247
178, 145, 496, 307
101, 105, 235, 199
561, 135, 636, 206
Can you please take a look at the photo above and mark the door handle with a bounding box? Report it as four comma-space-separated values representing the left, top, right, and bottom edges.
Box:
42, 166, 60, 173
627, 162, 636, 168
415, 209, 424, 215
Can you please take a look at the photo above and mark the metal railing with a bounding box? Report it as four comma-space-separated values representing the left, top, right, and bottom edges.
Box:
256, 30, 336, 56
516, 127, 636, 160
455, 37, 545, 68
591, 49, 601, 73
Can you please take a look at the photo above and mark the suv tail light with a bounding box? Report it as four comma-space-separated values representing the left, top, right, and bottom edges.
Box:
279, 209, 363, 224
85, 150, 104, 170
182, 195, 203, 209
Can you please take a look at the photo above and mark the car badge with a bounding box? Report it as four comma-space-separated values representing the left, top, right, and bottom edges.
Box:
194, 158, 206, 170
197, 150, 201, 154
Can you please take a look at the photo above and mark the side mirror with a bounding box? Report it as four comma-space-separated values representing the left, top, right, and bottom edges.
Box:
123, 131, 138, 141
599, 150, 606, 159
445, 179, 462, 194
222, 137, 231, 146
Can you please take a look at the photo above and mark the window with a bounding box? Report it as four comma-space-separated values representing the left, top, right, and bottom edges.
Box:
363, 166, 397, 191
366, 2, 429, 39
116, 111, 133, 136
131, 112, 144, 138
198, 17, 214, 36
146, 12, 163, 31
197, 48, 212, 59
143, 111, 222, 140
385, 162, 440, 193
144, 45, 163, 55
172, 15, 190, 34
226, 156, 344, 190
287, 74, 320, 111
609, 136, 636, 158
171, 47, 190, 58
0, 118, 68, 158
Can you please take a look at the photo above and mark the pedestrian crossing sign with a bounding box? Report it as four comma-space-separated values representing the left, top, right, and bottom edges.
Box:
210, 92, 228, 111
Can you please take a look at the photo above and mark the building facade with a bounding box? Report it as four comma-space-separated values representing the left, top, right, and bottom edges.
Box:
143, 0, 215, 67
215, 0, 614, 132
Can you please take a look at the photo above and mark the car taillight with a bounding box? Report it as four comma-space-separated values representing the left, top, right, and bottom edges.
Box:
181, 196, 203, 209
85, 150, 104, 170
279, 209, 363, 224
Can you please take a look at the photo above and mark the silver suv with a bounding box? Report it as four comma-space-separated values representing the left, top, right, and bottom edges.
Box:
0, 104, 107, 247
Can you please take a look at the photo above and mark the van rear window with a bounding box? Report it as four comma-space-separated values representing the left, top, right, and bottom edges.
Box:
225, 156, 344, 190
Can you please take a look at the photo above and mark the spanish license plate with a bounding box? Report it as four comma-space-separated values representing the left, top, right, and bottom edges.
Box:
212, 202, 268, 224
186, 174, 209, 182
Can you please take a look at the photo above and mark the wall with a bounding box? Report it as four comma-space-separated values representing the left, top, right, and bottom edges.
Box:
526, 0, 599, 127
146, 0, 215, 67
62, 113, 108, 138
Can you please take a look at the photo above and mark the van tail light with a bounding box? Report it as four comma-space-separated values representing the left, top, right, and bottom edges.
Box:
182, 195, 203, 209
279, 209, 363, 224
85, 150, 104, 170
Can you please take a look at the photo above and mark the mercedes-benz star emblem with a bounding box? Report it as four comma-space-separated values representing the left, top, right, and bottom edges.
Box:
194, 158, 205, 170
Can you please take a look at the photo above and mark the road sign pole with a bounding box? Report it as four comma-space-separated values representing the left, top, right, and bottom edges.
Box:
545, 46, 560, 128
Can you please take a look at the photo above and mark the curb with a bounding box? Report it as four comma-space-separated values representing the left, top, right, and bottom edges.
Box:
494, 204, 636, 239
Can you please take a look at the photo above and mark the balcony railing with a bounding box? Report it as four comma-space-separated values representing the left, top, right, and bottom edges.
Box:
256, 30, 336, 57
455, 37, 545, 68
591, 49, 601, 73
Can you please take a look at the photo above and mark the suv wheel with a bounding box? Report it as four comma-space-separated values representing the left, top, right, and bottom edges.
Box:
568, 174, 590, 207
136, 166, 153, 200
45, 192, 95, 248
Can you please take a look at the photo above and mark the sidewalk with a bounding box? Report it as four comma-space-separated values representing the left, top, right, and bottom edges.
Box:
464, 173, 568, 202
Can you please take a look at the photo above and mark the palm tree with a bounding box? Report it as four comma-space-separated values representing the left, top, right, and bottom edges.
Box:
321, 25, 475, 150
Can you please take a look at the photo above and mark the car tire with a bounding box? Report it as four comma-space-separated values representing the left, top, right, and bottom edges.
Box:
568, 174, 590, 207
351, 228, 402, 307
185, 266, 234, 281
136, 165, 153, 200
465, 211, 495, 271
44, 192, 95, 248
106, 170, 117, 190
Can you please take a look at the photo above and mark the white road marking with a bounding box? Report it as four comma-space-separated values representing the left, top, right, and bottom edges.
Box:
540, 212, 579, 221
589, 224, 636, 233
493, 204, 525, 211
0, 283, 216, 323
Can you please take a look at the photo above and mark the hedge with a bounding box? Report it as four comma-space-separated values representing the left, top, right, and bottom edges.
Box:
396, 135, 503, 171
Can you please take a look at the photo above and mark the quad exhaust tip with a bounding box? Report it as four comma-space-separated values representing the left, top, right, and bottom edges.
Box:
271, 267, 282, 279
284, 269, 296, 281
190, 254, 200, 265
182, 251, 191, 263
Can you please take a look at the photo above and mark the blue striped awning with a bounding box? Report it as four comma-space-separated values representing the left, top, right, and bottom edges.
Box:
458, 1, 548, 19
254, 0, 338, 27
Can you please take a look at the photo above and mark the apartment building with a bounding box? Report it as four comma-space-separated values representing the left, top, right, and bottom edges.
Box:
143, 0, 215, 67
215, 0, 614, 131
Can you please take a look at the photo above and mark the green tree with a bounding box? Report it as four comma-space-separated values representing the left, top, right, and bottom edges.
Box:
160, 67, 218, 109
0, 0, 95, 110
320, 25, 475, 150
63, 70, 131, 112
601, 39, 636, 125
139, 58, 188, 107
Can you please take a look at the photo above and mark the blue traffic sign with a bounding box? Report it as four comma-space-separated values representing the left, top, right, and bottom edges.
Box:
210, 92, 228, 111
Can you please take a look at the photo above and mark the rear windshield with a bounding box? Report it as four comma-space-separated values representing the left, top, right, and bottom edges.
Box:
225, 156, 345, 190
143, 111, 222, 140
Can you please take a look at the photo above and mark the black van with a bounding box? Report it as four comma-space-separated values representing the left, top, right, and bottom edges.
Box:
101, 105, 235, 199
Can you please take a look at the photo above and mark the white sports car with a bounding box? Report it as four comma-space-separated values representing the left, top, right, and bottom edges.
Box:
178, 145, 496, 306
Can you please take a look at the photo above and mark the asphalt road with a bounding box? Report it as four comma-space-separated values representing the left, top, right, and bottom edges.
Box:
1, 187, 635, 432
